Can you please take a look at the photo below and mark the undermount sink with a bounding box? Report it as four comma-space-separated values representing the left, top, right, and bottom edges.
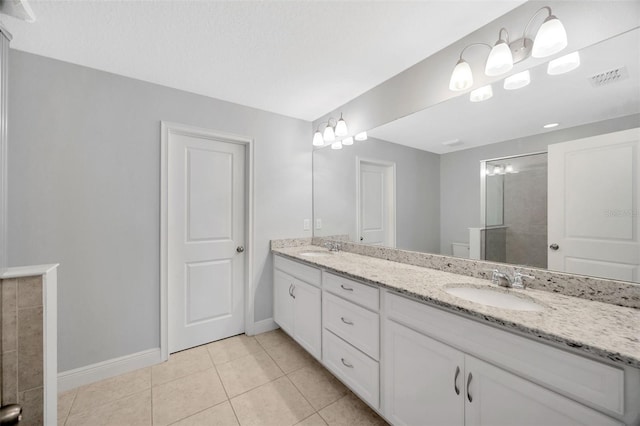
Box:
445, 286, 544, 312
299, 250, 334, 257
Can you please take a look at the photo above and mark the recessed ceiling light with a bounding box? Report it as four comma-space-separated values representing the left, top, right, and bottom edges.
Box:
543, 122, 559, 128
442, 138, 463, 147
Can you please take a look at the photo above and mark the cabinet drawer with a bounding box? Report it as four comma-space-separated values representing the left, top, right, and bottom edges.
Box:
385, 291, 625, 416
323, 273, 379, 311
274, 255, 321, 287
323, 292, 379, 360
323, 329, 379, 409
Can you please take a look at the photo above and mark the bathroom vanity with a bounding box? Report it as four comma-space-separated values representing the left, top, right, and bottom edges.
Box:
272, 244, 640, 426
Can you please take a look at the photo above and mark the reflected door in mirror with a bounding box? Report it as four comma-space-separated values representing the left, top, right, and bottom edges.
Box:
358, 159, 396, 247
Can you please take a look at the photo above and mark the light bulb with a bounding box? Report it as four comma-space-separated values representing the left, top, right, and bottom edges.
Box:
532, 15, 567, 58
504, 70, 530, 90
493, 166, 502, 175
331, 141, 343, 150
312, 131, 324, 146
449, 59, 473, 91
505, 164, 514, 173
470, 85, 493, 102
342, 137, 354, 146
354, 132, 368, 141
323, 125, 335, 142
485, 40, 513, 76
335, 115, 348, 137
547, 51, 580, 75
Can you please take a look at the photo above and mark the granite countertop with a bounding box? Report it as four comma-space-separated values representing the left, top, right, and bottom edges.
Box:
273, 245, 640, 368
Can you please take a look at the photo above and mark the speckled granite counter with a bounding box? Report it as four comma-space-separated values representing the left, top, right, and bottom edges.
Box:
272, 245, 640, 369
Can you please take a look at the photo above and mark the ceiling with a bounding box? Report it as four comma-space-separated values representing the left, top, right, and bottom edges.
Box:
369, 27, 640, 154
1, 0, 525, 121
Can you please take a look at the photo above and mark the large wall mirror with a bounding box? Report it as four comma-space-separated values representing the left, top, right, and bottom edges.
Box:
313, 27, 640, 284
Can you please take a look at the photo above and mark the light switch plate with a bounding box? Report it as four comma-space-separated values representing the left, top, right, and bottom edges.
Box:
316, 218, 322, 229
303, 219, 310, 231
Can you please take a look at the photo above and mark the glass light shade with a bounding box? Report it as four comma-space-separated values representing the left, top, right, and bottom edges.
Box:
547, 51, 580, 75
323, 125, 335, 142
505, 164, 514, 173
469, 85, 493, 102
335, 117, 348, 137
504, 70, 530, 90
331, 141, 343, 150
342, 136, 354, 146
532, 15, 567, 58
485, 41, 513, 76
312, 131, 324, 146
449, 59, 473, 91
354, 131, 368, 141
493, 165, 502, 175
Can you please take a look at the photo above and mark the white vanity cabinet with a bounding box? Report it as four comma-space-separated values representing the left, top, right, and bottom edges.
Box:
273, 255, 322, 359
383, 291, 625, 426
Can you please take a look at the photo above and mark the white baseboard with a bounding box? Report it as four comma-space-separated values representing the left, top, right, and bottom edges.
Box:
250, 318, 279, 335
57, 348, 163, 392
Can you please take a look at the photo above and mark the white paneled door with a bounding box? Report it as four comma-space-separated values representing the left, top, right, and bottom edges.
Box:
358, 160, 396, 247
168, 130, 245, 353
548, 128, 640, 282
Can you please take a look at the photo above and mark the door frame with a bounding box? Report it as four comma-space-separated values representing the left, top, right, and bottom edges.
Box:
355, 157, 396, 247
160, 121, 254, 361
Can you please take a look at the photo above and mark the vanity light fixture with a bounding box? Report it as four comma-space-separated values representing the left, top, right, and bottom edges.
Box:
470, 84, 493, 102
504, 70, 530, 90
312, 114, 349, 147
449, 6, 568, 92
547, 51, 580, 75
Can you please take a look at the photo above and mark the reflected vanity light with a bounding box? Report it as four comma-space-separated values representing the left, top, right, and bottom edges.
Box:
342, 136, 354, 146
470, 85, 493, 102
449, 5, 567, 92
504, 70, 530, 90
354, 131, 368, 141
331, 141, 343, 150
547, 51, 580, 75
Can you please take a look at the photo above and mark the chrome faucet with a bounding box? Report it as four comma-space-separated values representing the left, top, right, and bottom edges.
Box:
486, 269, 535, 289
324, 241, 341, 252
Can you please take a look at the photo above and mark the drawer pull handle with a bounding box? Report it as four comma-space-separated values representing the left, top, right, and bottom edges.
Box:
454, 366, 460, 395
340, 317, 354, 325
341, 358, 354, 368
340, 284, 354, 292
467, 373, 473, 403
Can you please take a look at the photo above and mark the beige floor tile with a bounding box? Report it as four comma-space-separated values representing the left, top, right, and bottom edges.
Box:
152, 345, 213, 386
254, 328, 293, 349
172, 400, 239, 426
295, 413, 328, 426
319, 393, 388, 426
70, 368, 151, 414
57, 389, 77, 425
288, 362, 348, 410
230, 376, 314, 426
152, 368, 227, 426
207, 334, 263, 365
66, 389, 151, 426
216, 350, 283, 397
264, 338, 316, 374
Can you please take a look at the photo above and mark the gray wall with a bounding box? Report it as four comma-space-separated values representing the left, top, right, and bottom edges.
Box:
439, 114, 640, 256
314, 137, 440, 253
8, 51, 312, 371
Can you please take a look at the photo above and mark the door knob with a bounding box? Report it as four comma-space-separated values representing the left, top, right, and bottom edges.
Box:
360, 237, 363, 241
0, 404, 22, 425
236, 246, 245, 253
549, 243, 559, 251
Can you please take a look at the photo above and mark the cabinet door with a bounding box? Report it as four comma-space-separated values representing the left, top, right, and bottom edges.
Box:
465, 356, 623, 426
383, 320, 465, 426
273, 270, 294, 335
292, 279, 321, 359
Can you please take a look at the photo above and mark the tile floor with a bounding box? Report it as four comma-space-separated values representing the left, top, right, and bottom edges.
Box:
57, 329, 389, 426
